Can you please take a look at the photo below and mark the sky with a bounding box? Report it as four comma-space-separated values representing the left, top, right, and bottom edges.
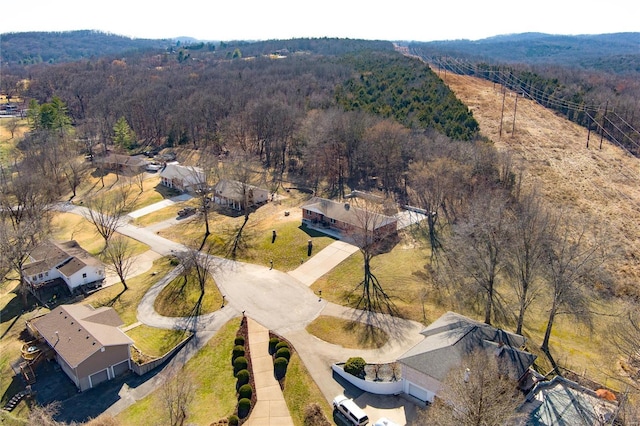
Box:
2, 0, 638, 42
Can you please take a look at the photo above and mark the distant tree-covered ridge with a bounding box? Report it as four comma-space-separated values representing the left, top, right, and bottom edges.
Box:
335, 51, 479, 140
0, 30, 173, 64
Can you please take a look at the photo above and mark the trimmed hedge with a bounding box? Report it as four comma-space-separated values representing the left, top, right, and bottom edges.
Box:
275, 341, 289, 351
238, 383, 253, 400
234, 336, 245, 346
233, 356, 248, 375
236, 369, 250, 388
275, 347, 291, 361
238, 398, 251, 419
268, 337, 280, 354
274, 357, 288, 380
232, 345, 245, 363
344, 357, 366, 378
228, 415, 239, 426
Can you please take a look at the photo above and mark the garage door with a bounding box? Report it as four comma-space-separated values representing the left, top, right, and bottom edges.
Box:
89, 369, 109, 388
112, 360, 130, 377
408, 383, 433, 403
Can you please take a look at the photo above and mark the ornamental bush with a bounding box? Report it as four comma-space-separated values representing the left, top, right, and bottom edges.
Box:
344, 357, 366, 378
234, 336, 245, 346
232, 345, 245, 363
275, 347, 291, 361
228, 415, 239, 426
268, 337, 280, 354
275, 341, 289, 351
238, 398, 251, 418
274, 357, 288, 380
238, 383, 253, 400
236, 369, 250, 388
233, 356, 248, 375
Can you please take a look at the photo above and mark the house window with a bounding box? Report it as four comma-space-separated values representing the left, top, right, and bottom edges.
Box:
45, 272, 48, 277
330, 218, 336, 224
82, 273, 87, 278
38, 273, 43, 278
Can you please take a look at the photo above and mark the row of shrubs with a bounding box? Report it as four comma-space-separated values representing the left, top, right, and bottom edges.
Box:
229, 323, 253, 425
269, 336, 290, 381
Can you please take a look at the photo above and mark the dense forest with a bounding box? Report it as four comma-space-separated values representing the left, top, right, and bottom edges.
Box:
408, 32, 640, 157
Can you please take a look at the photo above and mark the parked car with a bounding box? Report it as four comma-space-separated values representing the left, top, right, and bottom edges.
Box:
145, 162, 162, 172
333, 395, 369, 426
177, 207, 196, 218
373, 418, 399, 426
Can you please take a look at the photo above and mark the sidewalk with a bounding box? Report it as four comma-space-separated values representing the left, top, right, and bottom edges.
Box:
287, 240, 359, 286
245, 317, 294, 426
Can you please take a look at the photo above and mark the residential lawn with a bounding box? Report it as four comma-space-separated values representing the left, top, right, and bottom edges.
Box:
160, 198, 335, 271
283, 352, 334, 426
305, 316, 389, 349
311, 229, 441, 324
116, 318, 240, 426
0, 118, 26, 166
83, 256, 175, 326
126, 325, 190, 358
153, 273, 222, 317
50, 212, 149, 257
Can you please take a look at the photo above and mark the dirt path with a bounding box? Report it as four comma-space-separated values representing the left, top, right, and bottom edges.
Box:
443, 72, 640, 292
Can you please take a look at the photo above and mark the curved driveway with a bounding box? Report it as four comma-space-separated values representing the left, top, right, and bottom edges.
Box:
60, 202, 425, 424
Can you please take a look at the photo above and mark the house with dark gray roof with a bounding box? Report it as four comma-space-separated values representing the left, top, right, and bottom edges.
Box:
213, 179, 269, 211
398, 311, 536, 403
28, 304, 133, 391
520, 376, 618, 425
23, 240, 105, 296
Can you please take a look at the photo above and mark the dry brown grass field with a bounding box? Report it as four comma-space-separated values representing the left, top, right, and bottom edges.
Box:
442, 71, 640, 293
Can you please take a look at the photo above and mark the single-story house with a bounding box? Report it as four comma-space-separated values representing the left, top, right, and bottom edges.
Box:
397, 311, 536, 404
159, 162, 206, 192
301, 197, 397, 240
93, 153, 147, 174
23, 240, 105, 295
27, 304, 133, 391
213, 179, 269, 211
520, 376, 618, 425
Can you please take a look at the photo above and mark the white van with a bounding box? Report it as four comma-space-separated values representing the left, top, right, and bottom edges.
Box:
333, 394, 369, 426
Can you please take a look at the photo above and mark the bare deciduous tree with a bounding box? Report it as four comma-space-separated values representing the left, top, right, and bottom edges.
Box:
161, 372, 196, 426
442, 189, 512, 325
347, 198, 398, 314
101, 235, 135, 292
421, 349, 526, 426
506, 188, 551, 335
83, 184, 137, 248
540, 215, 610, 372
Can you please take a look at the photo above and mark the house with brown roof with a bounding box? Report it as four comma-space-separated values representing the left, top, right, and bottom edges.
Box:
27, 304, 133, 391
93, 153, 147, 174
397, 311, 536, 403
159, 162, 206, 192
23, 240, 105, 295
301, 197, 398, 240
212, 179, 269, 211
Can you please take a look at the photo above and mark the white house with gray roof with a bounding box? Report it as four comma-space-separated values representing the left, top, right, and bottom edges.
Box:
398, 311, 536, 403
23, 240, 105, 294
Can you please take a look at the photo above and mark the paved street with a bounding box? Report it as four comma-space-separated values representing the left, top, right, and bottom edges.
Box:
59, 199, 425, 425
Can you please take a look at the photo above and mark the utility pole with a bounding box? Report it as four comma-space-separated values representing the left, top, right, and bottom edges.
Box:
586, 112, 592, 148
600, 100, 608, 150
511, 93, 519, 136
499, 86, 506, 139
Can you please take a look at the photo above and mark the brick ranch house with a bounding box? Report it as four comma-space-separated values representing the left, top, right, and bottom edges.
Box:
27, 304, 133, 392
301, 197, 398, 240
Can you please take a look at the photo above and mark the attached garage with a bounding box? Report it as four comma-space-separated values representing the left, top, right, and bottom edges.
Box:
89, 369, 109, 388
112, 359, 130, 376
407, 383, 433, 403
